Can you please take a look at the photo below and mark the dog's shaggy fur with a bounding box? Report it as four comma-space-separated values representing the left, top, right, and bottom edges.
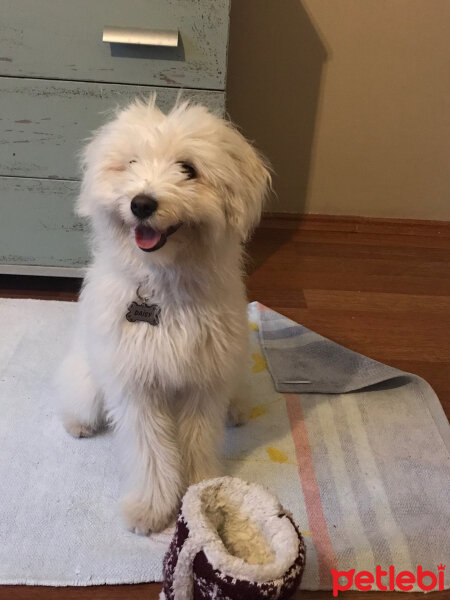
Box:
55, 97, 270, 534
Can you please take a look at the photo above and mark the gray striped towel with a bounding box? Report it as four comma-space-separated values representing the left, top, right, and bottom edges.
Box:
254, 302, 450, 592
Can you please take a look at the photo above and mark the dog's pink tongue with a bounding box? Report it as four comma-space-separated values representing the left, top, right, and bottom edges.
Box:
135, 225, 162, 250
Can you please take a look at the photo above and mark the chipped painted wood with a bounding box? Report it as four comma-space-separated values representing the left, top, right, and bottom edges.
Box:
0, 0, 229, 272
0, 0, 230, 90
0, 78, 225, 179
0, 177, 89, 268
0, 264, 86, 277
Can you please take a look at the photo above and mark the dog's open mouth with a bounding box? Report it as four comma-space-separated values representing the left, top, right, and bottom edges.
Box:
134, 224, 182, 252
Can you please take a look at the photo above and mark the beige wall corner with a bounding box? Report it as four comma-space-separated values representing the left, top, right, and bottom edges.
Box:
227, 0, 450, 219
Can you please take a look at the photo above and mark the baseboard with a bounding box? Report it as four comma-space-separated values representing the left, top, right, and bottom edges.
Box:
260, 213, 450, 236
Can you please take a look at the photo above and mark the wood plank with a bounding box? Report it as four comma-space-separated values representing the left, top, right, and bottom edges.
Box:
304, 289, 450, 314
254, 228, 450, 250
246, 287, 307, 309
0, 0, 230, 90
249, 269, 450, 296
1, 583, 449, 599
0, 78, 225, 180
294, 593, 450, 600
266, 307, 450, 362
0, 585, 160, 600
0, 177, 87, 268
248, 247, 450, 279
281, 240, 450, 262
247, 230, 450, 296
261, 213, 450, 237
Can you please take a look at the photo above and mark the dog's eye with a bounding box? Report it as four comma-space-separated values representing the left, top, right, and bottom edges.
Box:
178, 162, 197, 180
129, 159, 137, 164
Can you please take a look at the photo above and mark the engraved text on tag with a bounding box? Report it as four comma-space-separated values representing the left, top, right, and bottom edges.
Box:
126, 302, 161, 326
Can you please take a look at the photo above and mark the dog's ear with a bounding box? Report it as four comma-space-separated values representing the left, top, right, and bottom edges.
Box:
75, 122, 122, 219
221, 124, 271, 241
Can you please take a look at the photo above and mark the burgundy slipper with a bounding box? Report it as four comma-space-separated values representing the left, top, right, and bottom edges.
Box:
161, 476, 306, 599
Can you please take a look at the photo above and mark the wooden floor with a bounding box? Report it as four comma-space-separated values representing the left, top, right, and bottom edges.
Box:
0, 215, 449, 600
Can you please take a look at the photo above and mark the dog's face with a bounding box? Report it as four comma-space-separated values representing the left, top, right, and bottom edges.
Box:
77, 98, 270, 265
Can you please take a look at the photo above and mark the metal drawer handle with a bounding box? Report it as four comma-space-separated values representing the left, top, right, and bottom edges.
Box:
102, 26, 179, 47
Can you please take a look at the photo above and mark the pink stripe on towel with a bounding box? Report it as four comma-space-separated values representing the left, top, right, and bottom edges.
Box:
285, 393, 338, 588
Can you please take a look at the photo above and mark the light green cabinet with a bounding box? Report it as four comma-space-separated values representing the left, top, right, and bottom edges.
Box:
0, 0, 230, 275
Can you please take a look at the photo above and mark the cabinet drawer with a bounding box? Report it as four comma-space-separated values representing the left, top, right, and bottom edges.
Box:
0, 177, 87, 269
0, 78, 225, 180
0, 0, 230, 90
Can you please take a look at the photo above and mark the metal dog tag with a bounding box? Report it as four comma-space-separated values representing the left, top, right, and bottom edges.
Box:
126, 301, 161, 326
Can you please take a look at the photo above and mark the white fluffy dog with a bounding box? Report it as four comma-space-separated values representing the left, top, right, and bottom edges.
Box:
56, 97, 270, 534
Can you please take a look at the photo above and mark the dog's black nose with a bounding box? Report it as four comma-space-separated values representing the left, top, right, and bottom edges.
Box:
130, 194, 158, 220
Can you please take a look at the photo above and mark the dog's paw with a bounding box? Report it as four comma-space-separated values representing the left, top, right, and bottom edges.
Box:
121, 494, 178, 535
63, 417, 98, 438
226, 398, 250, 427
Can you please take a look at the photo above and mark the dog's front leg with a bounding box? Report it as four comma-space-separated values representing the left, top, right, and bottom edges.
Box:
178, 388, 228, 486
56, 346, 105, 438
117, 393, 183, 534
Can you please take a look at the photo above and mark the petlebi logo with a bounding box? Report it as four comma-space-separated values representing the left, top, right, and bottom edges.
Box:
331, 564, 446, 596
